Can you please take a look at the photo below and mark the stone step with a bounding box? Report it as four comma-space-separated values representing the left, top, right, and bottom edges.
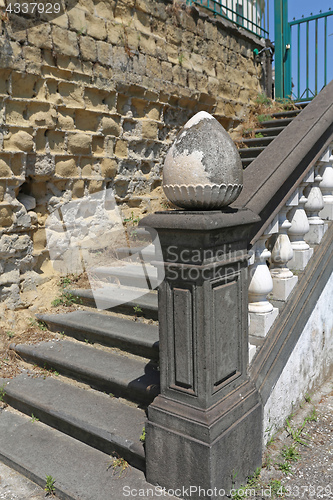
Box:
252, 125, 285, 137
0, 373, 146, 470
69, 286, 158, 320
37, 310, 159, 359
271, 108, 302, 119
242, 158, 257, 168
11, 340, 160, 405
0, 410, 166, 500
92, 263, 159, 289
260, 117, 294, 128
115, 244, 156, 263
238, 146, 265, 158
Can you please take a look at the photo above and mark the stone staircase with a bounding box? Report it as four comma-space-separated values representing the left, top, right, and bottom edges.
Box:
0, 231, 164, 499
237, 107, 305, 168
0, 107, 306, 499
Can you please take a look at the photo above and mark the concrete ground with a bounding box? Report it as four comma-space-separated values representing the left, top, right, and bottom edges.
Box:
0, 375, 332, 500
0, 461, 59, 499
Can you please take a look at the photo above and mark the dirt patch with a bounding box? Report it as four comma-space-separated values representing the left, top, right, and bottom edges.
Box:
0, 273, 91, 379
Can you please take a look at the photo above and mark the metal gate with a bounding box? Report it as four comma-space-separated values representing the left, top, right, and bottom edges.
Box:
274, 0, 333, 101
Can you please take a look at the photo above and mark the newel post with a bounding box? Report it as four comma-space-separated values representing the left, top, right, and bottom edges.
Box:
140, 112, 262, 497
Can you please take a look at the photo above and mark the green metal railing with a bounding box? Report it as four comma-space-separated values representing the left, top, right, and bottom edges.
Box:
289, 10, 333, 101
275, 0, 333, 102
186, 0, 269, 38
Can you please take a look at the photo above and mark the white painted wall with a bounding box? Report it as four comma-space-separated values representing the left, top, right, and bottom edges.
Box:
263, 270, 333, 444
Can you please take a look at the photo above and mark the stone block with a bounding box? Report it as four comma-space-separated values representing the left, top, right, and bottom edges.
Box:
146, 56, 162, 79
288, 247, 314, 271
85, 12, 107, 40
68, 6, 87, 31
115, 140, 128, 158
22, 46, 42, 73
55, 158, 79, 177
96, 41, 112, 65
141, 120, 158, 139
0, 206, 13, 226
5, 101, 28, 126
51, 13, 69, 29
100, 158, 117, 178
55, 110, 74, 131
46, 131, 66, 153
27, 103, 57, 128
172, 66, 187, 87
0, 158, 12, 178
72, 180, 85, 199
11, 154, 26, 176
27, 154, 55, 178
271, 275, 298, 301
75, 110, 99, 132
27, 24, 52, 49
35, 130, 47, 152
249, 307, 279, 338
52, 26, 79, 57
58, 82, 84, 108
0, 69, 10, 94
94, 1, 114, 20
88, 180, 103, 194
99, 116, 121, 136
92, 136, 105, 155
304, 223, 325, 245
80, 35, 97, 62
84, 88, 112, 112
67, 134, 91, 155
106, 21, 123, 44
4, 130, 34, 152
11, 73, 38, 99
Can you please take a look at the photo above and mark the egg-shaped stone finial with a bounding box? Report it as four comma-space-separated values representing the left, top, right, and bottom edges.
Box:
163, 111, 243, 209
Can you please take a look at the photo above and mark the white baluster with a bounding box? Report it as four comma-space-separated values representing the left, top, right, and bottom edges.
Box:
268, 196, 298, 301
319, 145, 333, 221
304, 166, 325, 244
248, 218, 279, 338
288, 174, 314, 270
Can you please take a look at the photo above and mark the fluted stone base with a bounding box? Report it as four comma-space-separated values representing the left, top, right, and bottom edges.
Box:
249, 307, 279, 338
272, 275, 298, 301
288, 247, 314, 271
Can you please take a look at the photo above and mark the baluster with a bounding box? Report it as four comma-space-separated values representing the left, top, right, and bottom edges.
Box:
268, 196, 298, 301
248, 218, 279, 338
288, 172, 314, 270
319, 144, 333, 221
304, 166, 325, 244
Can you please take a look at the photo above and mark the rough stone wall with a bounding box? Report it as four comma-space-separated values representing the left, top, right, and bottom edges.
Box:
0, 0, 265, 307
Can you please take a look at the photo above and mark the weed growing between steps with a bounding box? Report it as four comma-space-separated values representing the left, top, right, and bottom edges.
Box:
44, 475, 56, 495
108, 454, 130, 478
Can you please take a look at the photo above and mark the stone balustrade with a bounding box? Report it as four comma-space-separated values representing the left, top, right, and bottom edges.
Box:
248, 143, 333, 360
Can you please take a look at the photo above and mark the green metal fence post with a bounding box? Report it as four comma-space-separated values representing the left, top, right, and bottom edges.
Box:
274, 0, 289, 99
